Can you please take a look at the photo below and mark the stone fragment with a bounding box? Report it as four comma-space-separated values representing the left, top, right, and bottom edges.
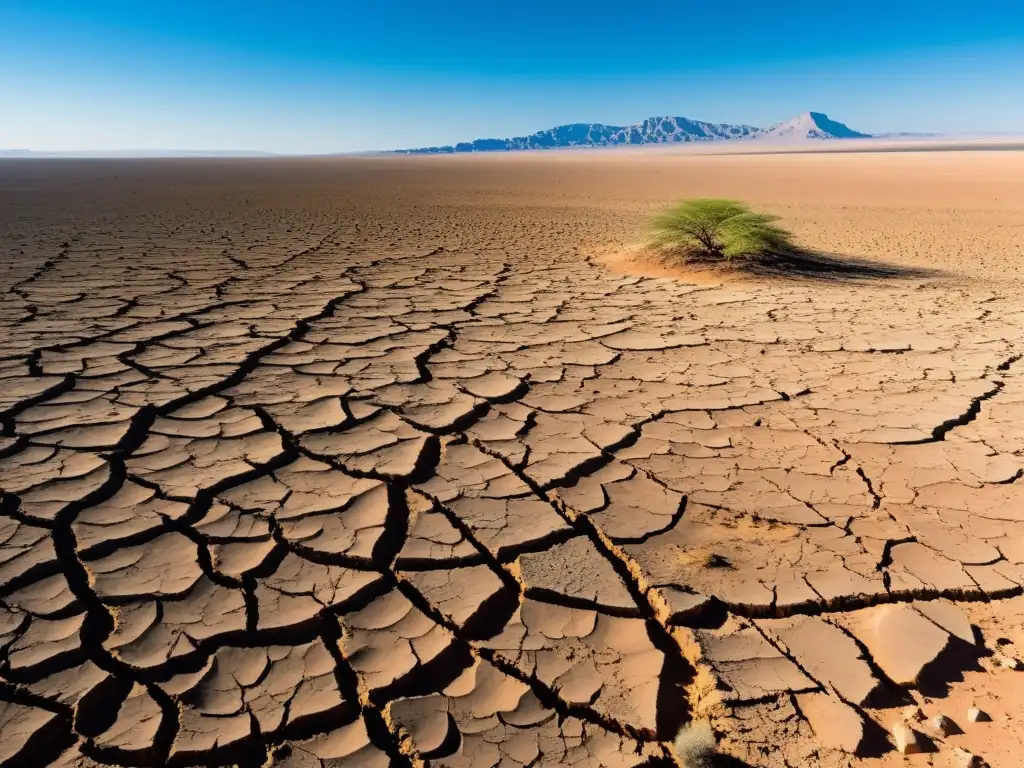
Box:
891, 722, 922, 754
996, 653, 1021, 670
930, 714, 957, 736
967, 707, 989, 722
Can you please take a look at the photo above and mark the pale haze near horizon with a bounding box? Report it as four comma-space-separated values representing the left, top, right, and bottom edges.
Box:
2, 1, 1023, 154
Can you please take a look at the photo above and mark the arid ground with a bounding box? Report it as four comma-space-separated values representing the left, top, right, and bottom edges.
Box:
2, 148, 1024, 768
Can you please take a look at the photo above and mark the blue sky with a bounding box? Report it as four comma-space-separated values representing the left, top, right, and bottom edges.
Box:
3, 1, 1023, 153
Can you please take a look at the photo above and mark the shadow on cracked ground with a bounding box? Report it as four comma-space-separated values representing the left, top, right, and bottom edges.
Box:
740, 248, 943, 282
614, 245, 943, 284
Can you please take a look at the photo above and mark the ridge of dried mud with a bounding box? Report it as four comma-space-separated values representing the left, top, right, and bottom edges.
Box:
2, 155, 1024, 768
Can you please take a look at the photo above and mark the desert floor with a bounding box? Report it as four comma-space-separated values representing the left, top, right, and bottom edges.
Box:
2, 149, 1024, 768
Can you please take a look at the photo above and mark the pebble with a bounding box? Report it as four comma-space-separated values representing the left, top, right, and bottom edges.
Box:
891, 722, 922, 754
930, 713, 956, 736
997, 653, 1021, 670
967, 707, 990, 723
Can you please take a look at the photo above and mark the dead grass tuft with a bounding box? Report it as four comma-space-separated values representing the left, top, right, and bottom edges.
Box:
673, 720, 717, 767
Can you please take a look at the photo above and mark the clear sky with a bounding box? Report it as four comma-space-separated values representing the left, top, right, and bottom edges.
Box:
3, 0, 1023, 153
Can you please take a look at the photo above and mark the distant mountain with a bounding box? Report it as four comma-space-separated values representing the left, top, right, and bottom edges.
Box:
398, 111, 871, 153
760, 112, 869, 140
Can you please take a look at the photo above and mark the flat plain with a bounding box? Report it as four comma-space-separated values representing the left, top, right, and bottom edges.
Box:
2, 148, 1024, 768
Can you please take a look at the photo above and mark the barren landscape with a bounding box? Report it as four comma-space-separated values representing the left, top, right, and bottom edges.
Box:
3, 148, 1024, 768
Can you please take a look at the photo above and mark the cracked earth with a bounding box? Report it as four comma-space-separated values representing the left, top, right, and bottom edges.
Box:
3, 154, 1024, 767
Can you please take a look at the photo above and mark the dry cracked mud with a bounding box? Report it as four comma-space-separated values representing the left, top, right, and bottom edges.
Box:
3, 154, 1024, 768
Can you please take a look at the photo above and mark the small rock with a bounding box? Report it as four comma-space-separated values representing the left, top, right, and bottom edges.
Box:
967, 707, 990, 723
892, 722, 922, 754
930, 713, 956, 736
997, 653, 1021, 670
903, 705, 925, 722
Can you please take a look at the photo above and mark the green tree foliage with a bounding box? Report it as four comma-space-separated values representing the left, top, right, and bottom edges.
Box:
651, 198, 794, 259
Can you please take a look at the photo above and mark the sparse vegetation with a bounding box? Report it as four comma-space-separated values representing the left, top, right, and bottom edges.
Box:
651, 198, 794, 260
673, 720, 717, 767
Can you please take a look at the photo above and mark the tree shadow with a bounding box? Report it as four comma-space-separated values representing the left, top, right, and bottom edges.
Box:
656, 246, 943, 284
744, 248, 942, 283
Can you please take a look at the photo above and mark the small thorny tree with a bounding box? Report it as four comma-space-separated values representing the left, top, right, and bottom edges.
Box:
651, 198, 794, 260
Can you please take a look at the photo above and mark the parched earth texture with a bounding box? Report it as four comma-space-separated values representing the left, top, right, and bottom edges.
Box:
3, 157, 1024, 768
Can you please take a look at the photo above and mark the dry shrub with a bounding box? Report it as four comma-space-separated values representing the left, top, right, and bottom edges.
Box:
673, 720, 717, 767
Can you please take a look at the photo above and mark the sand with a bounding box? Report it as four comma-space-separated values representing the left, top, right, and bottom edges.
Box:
1, 148, 1024, 767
